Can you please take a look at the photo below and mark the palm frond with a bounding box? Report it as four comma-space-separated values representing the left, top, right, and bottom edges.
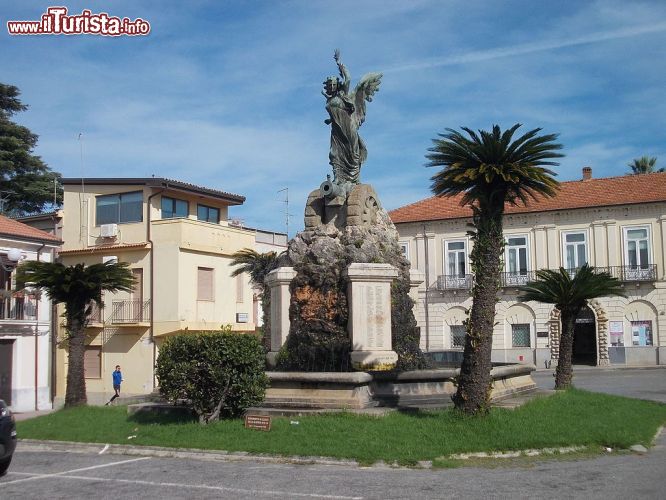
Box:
229, 248, 279, 286
517, 264, 625, 310
426, 123, 562, 211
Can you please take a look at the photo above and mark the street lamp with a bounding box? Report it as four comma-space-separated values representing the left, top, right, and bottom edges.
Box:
1, 248, 24, 272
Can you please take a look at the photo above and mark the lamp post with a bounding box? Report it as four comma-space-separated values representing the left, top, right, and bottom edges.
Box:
1, 248, 23, 271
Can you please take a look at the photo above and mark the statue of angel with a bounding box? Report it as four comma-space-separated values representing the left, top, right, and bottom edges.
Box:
322, 49, 382, 186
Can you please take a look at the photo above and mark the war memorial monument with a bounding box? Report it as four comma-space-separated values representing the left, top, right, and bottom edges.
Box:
259, 51, 536, 410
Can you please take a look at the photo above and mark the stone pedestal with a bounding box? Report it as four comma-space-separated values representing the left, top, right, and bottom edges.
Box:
344, 263, 399, 371
265, 267, 297, 367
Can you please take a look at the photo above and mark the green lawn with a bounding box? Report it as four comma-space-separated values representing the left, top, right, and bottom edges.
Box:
17, 389, 666, 465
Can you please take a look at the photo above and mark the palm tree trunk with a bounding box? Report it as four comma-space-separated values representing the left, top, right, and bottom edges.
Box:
65, 315, 88, 407
555, 309, 577, 390
453, 208, 503, 414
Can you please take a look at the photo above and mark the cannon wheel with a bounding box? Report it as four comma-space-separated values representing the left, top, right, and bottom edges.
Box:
346, 184, 380, 227
304, 188, 324, 229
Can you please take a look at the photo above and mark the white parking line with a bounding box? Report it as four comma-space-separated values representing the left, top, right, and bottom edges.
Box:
4, 472, 364, 499
0, 456, 151, 485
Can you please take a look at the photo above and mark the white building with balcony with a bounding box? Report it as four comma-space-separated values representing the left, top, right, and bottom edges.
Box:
389, 169, 666, 368
0, 215, 61, 411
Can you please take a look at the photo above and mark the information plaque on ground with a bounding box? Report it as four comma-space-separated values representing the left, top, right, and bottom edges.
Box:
244, 414, 271, 431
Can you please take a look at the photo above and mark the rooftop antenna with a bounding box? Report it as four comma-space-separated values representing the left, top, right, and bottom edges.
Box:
277, 187, 292, 239
78, 132, 86, 242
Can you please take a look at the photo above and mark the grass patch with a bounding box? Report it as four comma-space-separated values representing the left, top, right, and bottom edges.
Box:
17, 389, 666, 464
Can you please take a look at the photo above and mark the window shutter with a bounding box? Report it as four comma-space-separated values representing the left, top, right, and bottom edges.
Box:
84, 346, 101, 378
236, 274, 244, 303
197, 267, 214, 301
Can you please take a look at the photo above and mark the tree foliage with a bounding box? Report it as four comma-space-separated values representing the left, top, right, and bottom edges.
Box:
230, 248, 279, 350
627, 156, 662, 175
155, 329, 269, 424
16, 260, 135, 407
518, 265, 625, 389
0, 83, 62, 215
426, 123, 563, 414
230, 248, 279, 286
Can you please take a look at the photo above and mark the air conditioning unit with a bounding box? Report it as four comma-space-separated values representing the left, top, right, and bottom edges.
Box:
102, 255, 118, 264
236, 312, 249, 323
100, 223, 118, 238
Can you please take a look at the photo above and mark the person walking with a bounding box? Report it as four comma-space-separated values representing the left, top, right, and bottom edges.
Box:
105, 365, 123, 405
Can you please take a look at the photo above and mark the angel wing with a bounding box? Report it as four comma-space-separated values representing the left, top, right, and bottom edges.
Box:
353, 72, 382, 126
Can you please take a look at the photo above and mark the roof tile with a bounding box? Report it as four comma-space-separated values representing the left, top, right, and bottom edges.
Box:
0, 215, 61, 243
389, 172, 666, 224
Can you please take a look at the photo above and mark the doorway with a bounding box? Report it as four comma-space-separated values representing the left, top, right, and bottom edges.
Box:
0, 339, 14, 404
573, 306, 597, 365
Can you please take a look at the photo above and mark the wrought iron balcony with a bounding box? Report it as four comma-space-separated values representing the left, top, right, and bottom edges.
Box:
0, 294, 38, 321
111, 299, 150, 324
86, 301, 104, 325
436, 274, 474, 290
566, 265, 657, 282
500, 271, 536, 287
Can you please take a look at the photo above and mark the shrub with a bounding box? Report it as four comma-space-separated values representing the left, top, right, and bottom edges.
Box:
155, 330, 269, 424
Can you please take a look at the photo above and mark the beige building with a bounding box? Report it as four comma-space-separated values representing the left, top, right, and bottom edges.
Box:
0, 215, 60, 411
54, 178, 264, 405
389, 169, 666, 368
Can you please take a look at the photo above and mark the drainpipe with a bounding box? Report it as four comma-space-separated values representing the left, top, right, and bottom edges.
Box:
423, 225, 430, 352
147, 187, 166, 391
34, 242, 45, 411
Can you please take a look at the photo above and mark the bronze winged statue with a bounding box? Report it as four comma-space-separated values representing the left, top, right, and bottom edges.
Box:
322, 49, 382, 188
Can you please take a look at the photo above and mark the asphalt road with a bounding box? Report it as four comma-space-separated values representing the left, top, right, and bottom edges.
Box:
2, 438, 665, 500
532, 367, 666, 403
2, 367, 665, 499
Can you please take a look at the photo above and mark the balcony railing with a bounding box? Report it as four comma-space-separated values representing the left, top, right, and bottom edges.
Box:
111, 299, 150, 324
566, 265, 657, 282
436, 274, 474, 290
86, 301, 104, 324
501, 271, 536, 287
0, 295, 38, 321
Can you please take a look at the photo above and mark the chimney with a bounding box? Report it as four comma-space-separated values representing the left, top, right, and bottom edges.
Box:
582, 166, 592, 181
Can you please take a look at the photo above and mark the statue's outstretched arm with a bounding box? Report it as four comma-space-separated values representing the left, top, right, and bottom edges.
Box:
334, 49, 351, 92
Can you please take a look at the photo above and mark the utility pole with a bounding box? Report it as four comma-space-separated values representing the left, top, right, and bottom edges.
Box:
277, 187, 292, 239
0, 191, 13, 214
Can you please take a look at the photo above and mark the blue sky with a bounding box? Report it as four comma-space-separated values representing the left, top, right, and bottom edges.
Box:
3, 1, 666, 236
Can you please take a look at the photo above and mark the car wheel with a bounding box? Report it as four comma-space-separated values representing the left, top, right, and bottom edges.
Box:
0, 455, 12, 476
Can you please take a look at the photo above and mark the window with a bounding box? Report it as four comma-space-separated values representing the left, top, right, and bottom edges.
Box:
511, 323, 531, 347
96, 191, 143, 225
450, 325, 466, 349
84, 346, 101, 378
161, 196, 188, 219
197, 267, 214, 301
630, 321, 653, 346
563, 232, 587, 269
197, 204, 220, 223
506, 236, 528, 275
624, 227, 650, 269
445, 240, 467, 277
236, 274, 244, 304
398, 241, 410, 262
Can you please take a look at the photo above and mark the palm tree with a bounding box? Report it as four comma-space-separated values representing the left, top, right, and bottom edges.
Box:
426, 124, 563, 414
230, 249, 279, 286
627, 156, 662, 174
230, 249, 279, 348
16, 261, 135, 407
518, 265, 624, 389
